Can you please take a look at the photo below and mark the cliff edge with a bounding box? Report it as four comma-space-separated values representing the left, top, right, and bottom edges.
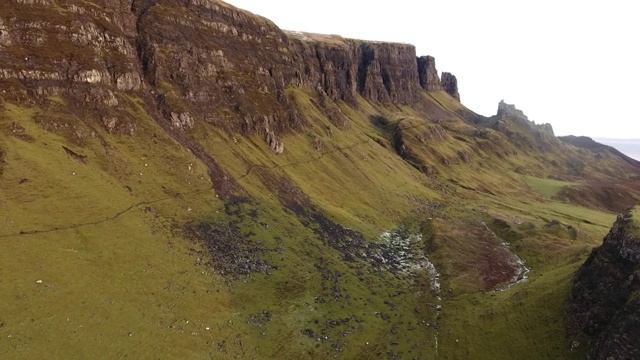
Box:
0, 0, 461, 153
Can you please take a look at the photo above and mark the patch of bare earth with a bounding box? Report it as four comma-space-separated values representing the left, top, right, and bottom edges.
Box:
437, 220, 525, 292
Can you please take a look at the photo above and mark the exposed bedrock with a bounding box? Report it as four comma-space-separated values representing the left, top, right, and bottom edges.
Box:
568, 208, 640, 359
0, 0, 461, 144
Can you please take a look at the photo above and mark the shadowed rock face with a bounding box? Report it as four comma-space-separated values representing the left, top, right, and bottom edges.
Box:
568, 208, 640, 359
441, 72, 460, 101
356, 42, 421, 104
0, 0, 461, 140
289, 35, 426, 105
133, 0, 304, 135
417, 55, 442, 92
288, 37, 360, 104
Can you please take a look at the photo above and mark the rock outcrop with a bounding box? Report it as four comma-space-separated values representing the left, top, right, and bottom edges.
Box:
441, 72, 460, 101
287, 33, 360, 104
495, 100, 555, 137
356, 42, 421, 104
567, 207, 640, 359
497, 100, 528, 120
287, 33, 433, 105
136, 0, 303, 135
417, 55, 442, 92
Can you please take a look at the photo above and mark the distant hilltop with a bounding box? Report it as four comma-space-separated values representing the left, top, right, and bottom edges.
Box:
595, 138, 640, 162
559, 136, 640, 167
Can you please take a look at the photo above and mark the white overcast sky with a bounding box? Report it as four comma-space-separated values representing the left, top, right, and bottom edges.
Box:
224, 0, 639, 139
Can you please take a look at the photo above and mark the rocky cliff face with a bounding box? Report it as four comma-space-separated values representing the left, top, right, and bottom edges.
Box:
0, 0, 461, 148
0, 0, 144, 135
356, 42, 421, 104
287, 33, 360, 105
135, 0, 302, 135
417, 55, 442, 92
441, 72, 460, 101
287, 34, 423, 105
567, 207, 640, 359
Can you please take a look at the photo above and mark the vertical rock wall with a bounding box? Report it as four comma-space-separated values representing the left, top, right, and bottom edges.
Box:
0, 0, 462, 143
441, 72, 460, 101
417, 55, 442, 91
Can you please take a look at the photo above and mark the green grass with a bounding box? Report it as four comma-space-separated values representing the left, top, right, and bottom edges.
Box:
3, 0, 638, 357
438, 261, 587, 360
46, 95, 65, 104
0, 96, 444, 358
0, 101, 241, 358
522, 175, 575, 198
631, 206, 640, 238
0, 102, 214, 233
0, 212, 252, 358
0, 82, 633, 360
423, 91, 468, 114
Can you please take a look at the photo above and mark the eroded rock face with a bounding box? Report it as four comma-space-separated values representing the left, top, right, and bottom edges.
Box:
417, 55, 442, 91
287, 34, 360, 104
136, 0, 304, 136
0, 18, 12, 46
441, 72, 460, 101
0, 0, 462, 153
288, 34, 429, 105
493, 100, 555, 154
497, 100, 528, 120
266, 130, 284, 154
357, 42, 421, 104
567, 207, 640, 359
0, 0, 142, 131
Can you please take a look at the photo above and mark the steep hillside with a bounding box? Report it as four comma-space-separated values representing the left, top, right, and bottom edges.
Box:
1, 0, 640, 359
567, 207, 640, 359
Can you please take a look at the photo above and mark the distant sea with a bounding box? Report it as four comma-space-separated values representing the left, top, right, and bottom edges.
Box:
596, 138, 640, 161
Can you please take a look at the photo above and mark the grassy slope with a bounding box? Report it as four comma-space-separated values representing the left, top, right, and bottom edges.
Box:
0, 88, 628, 359
0, 100, 240, 358
189, 89, 617, 359
633, 206, 640, 238
439, 262, 588, 360
522, 175, 576, 198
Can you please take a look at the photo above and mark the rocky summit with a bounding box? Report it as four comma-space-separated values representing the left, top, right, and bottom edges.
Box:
1, 1, 640, 359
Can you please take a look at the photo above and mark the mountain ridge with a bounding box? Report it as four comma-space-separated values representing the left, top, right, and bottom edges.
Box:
559, 135, 640, 168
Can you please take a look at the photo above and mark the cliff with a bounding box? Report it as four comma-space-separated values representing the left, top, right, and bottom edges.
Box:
440, 72, 460, 101
417, 55, 442, 91
567, 207, 640, 359
0, 0, 460, 149
287, 32, 423, 105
